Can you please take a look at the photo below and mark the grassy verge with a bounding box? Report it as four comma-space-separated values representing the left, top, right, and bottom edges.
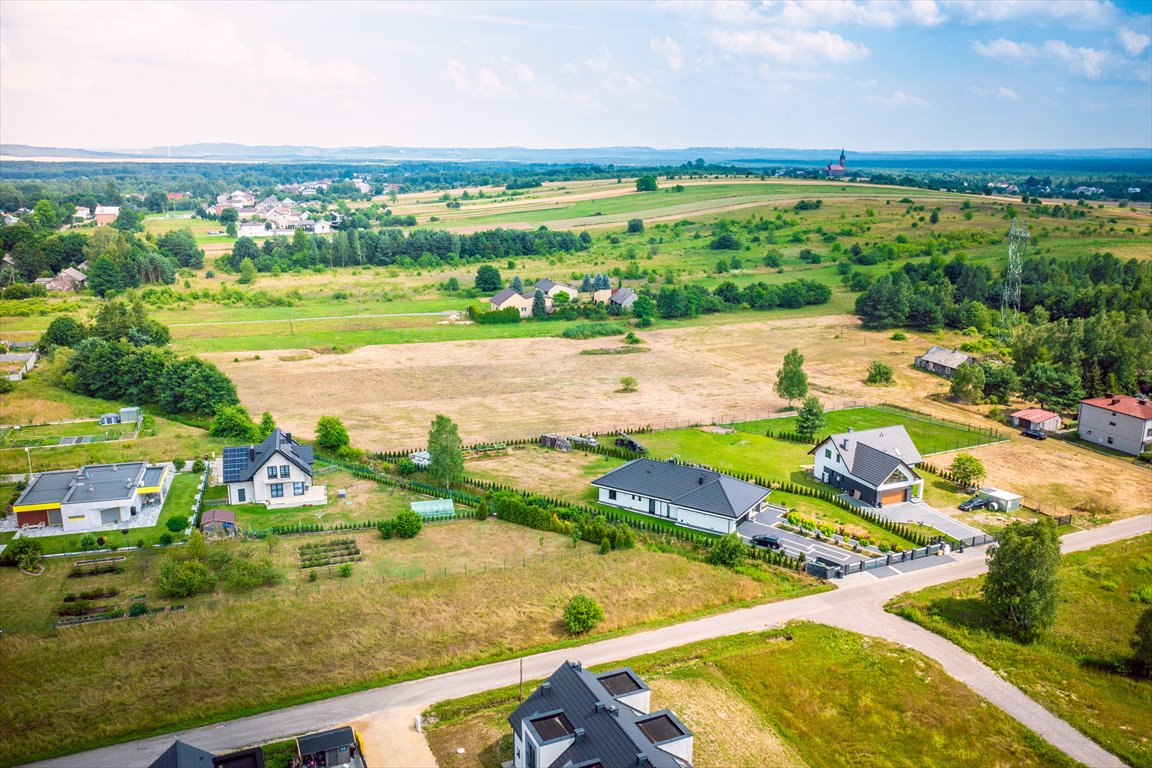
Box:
0, 520, 827, 766
886, 534, 1152, 768
425, 623, 1078, 768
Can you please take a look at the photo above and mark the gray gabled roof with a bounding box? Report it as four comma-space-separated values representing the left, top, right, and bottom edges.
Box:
490, 287, 521, 305
508, 662, 689, 768
222, 429, 313, 483
535, 277, 559, 292
811, 425, 922, 487
610, 287, 636, 305
917, 345, 974, 370
592, 459, 768, 520
148, 740, 215, 768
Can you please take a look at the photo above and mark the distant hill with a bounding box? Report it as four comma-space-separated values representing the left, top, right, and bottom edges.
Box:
1, 142, 1149, 171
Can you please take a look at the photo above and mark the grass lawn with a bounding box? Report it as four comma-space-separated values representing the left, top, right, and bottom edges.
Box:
14, 471, 199, 556
424, 623, 1077, 768
0, 419, 137, 448
735, 405, 1005, 456
0, 520, 826, 766
216, 470, 428, 531
886, 534, 1152, 768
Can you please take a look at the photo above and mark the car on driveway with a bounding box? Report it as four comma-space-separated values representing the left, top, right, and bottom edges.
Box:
1020, 428, 1047, 440
750, 534, 783, 549
958, 497, 988, 512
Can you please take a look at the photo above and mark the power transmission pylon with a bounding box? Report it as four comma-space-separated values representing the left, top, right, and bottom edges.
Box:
998, 218, 1028, 340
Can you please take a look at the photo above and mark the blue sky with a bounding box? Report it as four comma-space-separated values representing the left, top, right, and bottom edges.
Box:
1, 0, 1150, 151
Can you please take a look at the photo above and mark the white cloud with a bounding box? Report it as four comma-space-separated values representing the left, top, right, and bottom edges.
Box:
1117, 27, 1151, 56
869, 90, 930, 108
501, 56, 536, 85
968, 85, 1020, 101
972, 36, 1116, 79
650, 36, 684, 71
709, 28, 870, 63
946, 0, 1117, 27
475, 67, 517, 99
854, 78, 879, 88
658, 0, 945, 28
444, 60, 517, 99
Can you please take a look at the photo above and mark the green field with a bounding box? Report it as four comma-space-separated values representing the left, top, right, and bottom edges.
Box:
887, 535, 1152, 768
733, 405, 1006, 455
425, 623, 1077, 768
0, 419, 137, 448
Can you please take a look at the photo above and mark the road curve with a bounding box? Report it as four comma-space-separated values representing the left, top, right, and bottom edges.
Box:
25, 515, 1150, 768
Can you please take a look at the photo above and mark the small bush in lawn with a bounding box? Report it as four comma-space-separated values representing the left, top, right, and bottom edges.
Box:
339, 563, 353, 578
80, 533, 97, 550
3, 538, 44, 571
309, 570, 318, 582
191, 459, 206, 473
378, 520, 396, 539
166, 516, 189, 533
563, 594, 604, 634
129, 603, 148, 617
395, 457, 420, 475
878, 542, 891, 552
393, 509, 423, 539
159, 532, 174, 546
173, 458, 186, 471
599, 538, 611, 555
890, 331, 907, 341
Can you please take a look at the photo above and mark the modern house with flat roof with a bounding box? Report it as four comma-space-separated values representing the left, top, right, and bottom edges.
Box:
223, 428, 326, 508
296, 726, 364, 768
1077, 394, 1152, 456
591, 458, 770, 535
12, 462, 168, 531
810, 425, 924, 507
510, 660, 692, 768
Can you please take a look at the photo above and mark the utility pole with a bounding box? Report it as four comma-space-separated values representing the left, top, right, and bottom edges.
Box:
519, 658, 524, 702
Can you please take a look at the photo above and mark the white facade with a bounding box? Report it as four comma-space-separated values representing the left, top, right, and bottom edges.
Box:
1077, 401, 1152, 456
238, 221, 268, 237
596, 487, 743, 534
226, 450, 315, 505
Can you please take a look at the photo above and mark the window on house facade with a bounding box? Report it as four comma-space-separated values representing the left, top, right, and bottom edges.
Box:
608, 490, 617, 500
270, 483, 284, 498
237, 488, 246, 502
279, 465, 290, 478
1107, 437, 1114, 445
1109, 421, 1116, 427
824, 449, 832, 459
266, 466, 276, 479
294, 482, 306, 496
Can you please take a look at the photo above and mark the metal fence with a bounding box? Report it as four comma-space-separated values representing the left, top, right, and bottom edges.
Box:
805, 533, 997, 579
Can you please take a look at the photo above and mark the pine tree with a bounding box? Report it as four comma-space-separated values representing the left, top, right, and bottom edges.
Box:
581, 273, 594, 292
532, 289, 547, 319
795, 396, 826, 440
511, 275, 523, 293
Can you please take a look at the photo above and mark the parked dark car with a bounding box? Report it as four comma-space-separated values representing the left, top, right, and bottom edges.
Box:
751, 534, 783, 549
1020, 428, 1047, 440
958, 497, 988, 512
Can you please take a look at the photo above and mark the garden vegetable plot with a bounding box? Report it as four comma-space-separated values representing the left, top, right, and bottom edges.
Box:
298, 538, 363, 569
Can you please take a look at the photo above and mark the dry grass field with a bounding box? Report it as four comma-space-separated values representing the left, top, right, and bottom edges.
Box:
0, 520, 823, 765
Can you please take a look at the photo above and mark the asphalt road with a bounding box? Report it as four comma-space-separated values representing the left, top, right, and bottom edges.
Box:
26, 515, 1150, 768
737, 518, 870, 565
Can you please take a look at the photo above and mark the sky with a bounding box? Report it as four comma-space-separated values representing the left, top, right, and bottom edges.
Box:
1, 0, 1150, 152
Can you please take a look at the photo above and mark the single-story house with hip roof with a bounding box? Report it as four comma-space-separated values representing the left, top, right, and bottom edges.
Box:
914, 345, 977, 378
610, 287, 638, 309
510, 660, 692, 768
222, 428, 327, 507
1009, 408, 1062, 432
534, 278, 578, 300
1077, 393, 1152, 456
12, 462, 168, 531
810, 425, 924, 507
591, 458, 770, 534
489, 287, 552, 317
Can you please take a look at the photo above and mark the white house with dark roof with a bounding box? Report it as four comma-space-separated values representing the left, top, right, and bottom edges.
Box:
914, 346, 976, 378
222, 428, 327, 507
810, 426, 924, 507
510, 660, 692, 768
591, 458, 770, 534
534, 278, 578, 301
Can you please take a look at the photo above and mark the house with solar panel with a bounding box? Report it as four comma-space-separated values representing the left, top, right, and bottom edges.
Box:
510, 660, 692, 768
809, 425, 924, 507
590, 458, 771, 535
222, 428, 327, 508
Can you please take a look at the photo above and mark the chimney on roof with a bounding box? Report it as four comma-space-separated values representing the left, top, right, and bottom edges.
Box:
609, 704, 619, 717
698, 475, 705, 484
574, 727, 586, 740
1111, 398, 1120, 405
541, 682, 551, 692
596, 702, 606, 713
637, 753, 649, 766
572, 661, 582, 670
87, 484, 94, 493
248, 447, 255, 462
1104, 392, 1115, 398
1139, 399, 1148, 406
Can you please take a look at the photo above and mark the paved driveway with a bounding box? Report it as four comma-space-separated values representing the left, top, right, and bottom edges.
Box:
737, 518, 870, 566
878, 500, 985, 540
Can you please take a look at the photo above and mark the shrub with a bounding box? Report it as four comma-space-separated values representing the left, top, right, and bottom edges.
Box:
3, 538, 43, 571
866, 360, 894, 385
156, 557, 217, 598
129, 602, 148, 617
878, 542, 891, 553
166, 515, 189, 533
619, 376, 638, 393
563, 594, 605, 634
562, 322, 623, 340
309, 570, 318, 582
378, 520, 396, 539
79, 533, 97, 550
707, 533, 746, 568
475, 500, 489, 520
599, 538, 611, 555
191, 459, 206, 473
395, 457, 420, 475
339, 563, 353, 578
393, 509, 424, 539
173, 458, 186, 471
1133, 607, 1152, 677
159, 532, 174, 546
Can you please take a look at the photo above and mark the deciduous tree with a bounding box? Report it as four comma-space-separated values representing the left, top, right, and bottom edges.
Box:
984, 519, 1060, 643
949, 453, 985, 489
315, 416, 350, 454
774, 348, 808, 406
474, 264, 502, 291
795, 395, 826, 440
950, 363, 986, 404
427, 414, 464, 488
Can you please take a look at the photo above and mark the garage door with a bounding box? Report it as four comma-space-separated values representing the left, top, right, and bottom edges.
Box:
880, 488, 907, 505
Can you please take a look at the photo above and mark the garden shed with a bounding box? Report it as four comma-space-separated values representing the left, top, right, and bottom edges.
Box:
977, 487, 1022, 512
